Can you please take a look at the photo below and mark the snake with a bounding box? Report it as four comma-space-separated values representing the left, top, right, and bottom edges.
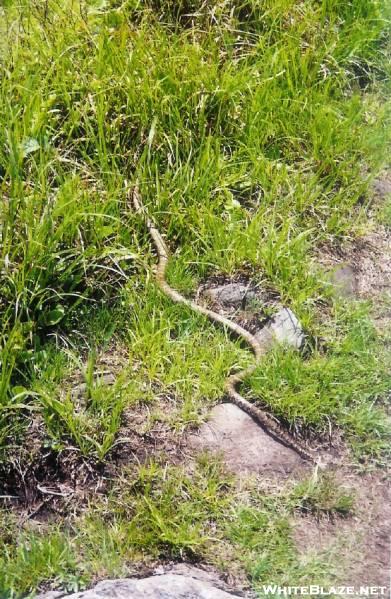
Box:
131, 186, 316, 463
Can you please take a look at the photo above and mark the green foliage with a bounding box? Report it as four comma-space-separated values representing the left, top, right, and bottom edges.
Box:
0, 458, 235, 596
291, 472, 355, 518
229, 506, 297, 581
0, 457, 342, 597
376, 182, 391, 226
86, 456, 235, 558
0, 0, 389, 454
0, 525, 85, 599
228, 495, 334, 593
249, 305, 391, 457
0, 0, 389, 594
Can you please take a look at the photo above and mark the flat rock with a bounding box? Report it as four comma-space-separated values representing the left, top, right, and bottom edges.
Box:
328, 264, 357, 298
189, 403, 305, 476
373, 173, 391, 198
35, 575, 241, 599
203, 284, 257, 307
256, 307, 304, 350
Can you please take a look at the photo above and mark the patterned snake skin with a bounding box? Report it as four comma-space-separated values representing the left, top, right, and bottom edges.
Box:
131, 186, 316, 463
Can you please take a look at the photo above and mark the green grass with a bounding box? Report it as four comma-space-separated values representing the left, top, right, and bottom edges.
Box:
0, 457, 352, 598
376, 183, 391, 225
291, 471, 355, 518
0, 0, 390, 596
249, 303, 391, 459
0, 0, 390, 455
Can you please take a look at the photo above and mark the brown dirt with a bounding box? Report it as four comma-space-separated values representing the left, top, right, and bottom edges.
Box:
292, 469, 391, 590
310, 184, 391, 591
1, 415, 186, 525
372, 170, 391, 204
319, 225, 391, 304
0, 344, 186, 521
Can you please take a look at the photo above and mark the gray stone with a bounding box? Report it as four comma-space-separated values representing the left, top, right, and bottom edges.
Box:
203, 284, 257, 307
36, 575, 241, 598
269, 307, 304, 348
329, 265, 357, 298
189, 403, 305, 476
255, 307, 304, 350
253, 325, 275, 352
373, 175, 391, 198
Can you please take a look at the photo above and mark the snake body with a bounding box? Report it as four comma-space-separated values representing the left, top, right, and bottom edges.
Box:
132, 187, 315, 463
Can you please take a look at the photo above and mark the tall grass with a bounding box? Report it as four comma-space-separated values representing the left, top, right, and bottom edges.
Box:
0, 0, 390, 595
0, 0, 389, 461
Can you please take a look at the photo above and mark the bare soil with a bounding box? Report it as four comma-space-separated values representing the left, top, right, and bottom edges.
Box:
318, 168, 391, 308
293, 470, 391, 589
319, 226, 391, 303
309, 175, 391, 591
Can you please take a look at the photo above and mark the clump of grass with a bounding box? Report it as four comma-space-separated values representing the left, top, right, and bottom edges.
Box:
229, 505, 298, 582
377, 194, 391, 226
291, 472, 355, 519
85, 455, 235, 559
0, 0, 390, 594
0, 524, 85, 599
249, 303, 391, 458
0, 457, 336, 598
39, 383, 126, 461
227, 492, 336, 593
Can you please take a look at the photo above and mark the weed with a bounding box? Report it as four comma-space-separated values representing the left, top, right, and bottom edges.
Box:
0, 0, 389, 594
248, 304, 391, 457
0, 457, 336, 597
377, 195, 391, 226
228, 494, 335, 594
291, 472, 355, 519
0, 523, 86, 599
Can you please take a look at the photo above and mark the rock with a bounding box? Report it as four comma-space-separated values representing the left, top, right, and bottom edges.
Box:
269, 307, 304, 348
153, 564, 246, 594
202, 284, 304, 350
373, 174, 391, 199
329, 265, 357, 299
35, 574, 242, 598
70, 373, 116, 400
255, 307, 304, 350
189, 403, 305, 476
203, 284, 257, 307
253, 325, 275, 352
